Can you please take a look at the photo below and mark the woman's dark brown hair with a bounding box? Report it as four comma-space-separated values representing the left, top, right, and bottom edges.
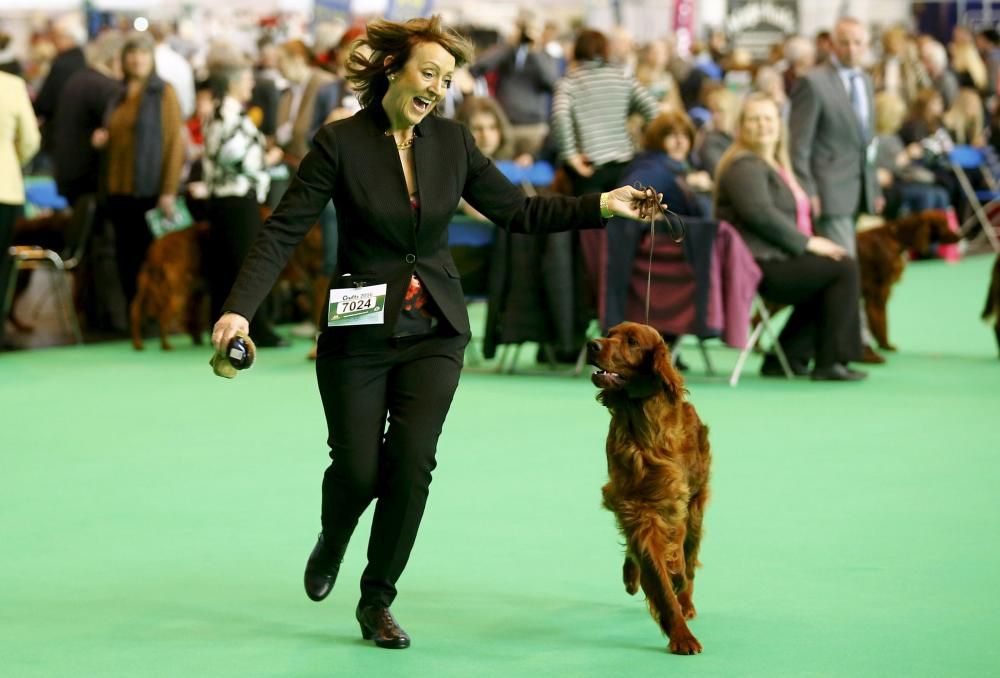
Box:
347, 15, 473, 111
574, 29, 609, 63
642, 110, 696, 152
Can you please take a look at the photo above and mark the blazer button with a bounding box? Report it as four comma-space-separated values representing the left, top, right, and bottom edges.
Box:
405, 254, 416, 264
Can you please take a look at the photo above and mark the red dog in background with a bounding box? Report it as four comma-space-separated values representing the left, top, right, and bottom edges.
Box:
588, 322, 711, 655
857, 209, 960, 352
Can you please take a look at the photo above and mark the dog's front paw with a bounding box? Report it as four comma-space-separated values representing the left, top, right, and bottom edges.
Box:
668, 631, 702, 655
883, 343, 898, 352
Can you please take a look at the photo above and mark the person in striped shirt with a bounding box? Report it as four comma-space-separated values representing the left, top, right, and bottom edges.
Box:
551, 29, 660, 197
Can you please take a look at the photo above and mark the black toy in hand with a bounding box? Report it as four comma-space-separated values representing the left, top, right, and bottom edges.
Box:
228, 336, 253, 370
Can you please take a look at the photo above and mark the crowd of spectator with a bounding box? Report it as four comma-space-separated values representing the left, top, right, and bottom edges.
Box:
1, 10, 996, 377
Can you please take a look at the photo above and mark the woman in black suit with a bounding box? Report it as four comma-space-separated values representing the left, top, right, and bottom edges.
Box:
714, 93, 865, 381
211, 16, 659, 649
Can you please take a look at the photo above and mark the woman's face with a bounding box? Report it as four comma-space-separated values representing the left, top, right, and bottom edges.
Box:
382, 41, 455, 130
124, 48, 153, 81
662, 129, 690, 162
741, 99, 781, 153
468, 111, 501, 157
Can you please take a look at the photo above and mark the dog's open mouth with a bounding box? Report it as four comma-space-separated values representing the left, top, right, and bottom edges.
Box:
591, 369, 626, 389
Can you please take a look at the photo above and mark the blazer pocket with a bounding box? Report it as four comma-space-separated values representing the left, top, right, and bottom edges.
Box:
443, 262, 461, 279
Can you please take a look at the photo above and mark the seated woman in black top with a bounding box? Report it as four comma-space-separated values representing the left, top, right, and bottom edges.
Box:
604, 110, 711, 331
714, 93, 866, 381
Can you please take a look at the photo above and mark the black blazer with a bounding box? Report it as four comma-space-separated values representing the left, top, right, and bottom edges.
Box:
223, 105, 604, 343
714, 152, 809, 262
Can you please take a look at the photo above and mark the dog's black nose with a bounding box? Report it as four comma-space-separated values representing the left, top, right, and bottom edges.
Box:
587, 339, 601, 354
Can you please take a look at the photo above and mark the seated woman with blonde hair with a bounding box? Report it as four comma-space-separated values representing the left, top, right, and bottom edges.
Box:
714, 93, 866, 381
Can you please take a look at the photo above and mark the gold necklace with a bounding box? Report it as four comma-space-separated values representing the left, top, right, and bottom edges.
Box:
386, 129, 414, 150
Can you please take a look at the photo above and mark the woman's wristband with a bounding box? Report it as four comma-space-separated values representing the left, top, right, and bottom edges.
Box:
599, 192, 613, 219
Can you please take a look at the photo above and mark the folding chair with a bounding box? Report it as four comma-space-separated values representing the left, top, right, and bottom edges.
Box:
3, 194, 97, 344
948, 145, 1000, 252
728, 296, 794, 386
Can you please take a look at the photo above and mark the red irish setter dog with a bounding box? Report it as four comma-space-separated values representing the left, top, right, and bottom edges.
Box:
587, 322, 711, 655
857, 209, 960, 351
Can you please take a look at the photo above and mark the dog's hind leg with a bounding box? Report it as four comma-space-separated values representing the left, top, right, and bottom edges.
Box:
129, 295, 145, 351
865, 292, 894, 351
631, 514, 701, 655
678, 489, 708, 621
623, 551, 639, 595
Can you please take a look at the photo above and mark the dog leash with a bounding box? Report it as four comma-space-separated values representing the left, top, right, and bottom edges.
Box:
632, 183, 685, 325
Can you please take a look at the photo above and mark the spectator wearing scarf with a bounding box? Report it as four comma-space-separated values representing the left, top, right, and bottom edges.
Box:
102, 34, 184, 310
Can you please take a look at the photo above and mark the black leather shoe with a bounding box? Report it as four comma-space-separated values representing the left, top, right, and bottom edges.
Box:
760, 353, 810, 377
811, 363, 868, 381
356, 605, 411, 649
303, 533, 345, 602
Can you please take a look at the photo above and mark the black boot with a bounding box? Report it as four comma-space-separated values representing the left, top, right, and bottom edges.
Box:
356, 604, 411, 649
303, 533, 346, 602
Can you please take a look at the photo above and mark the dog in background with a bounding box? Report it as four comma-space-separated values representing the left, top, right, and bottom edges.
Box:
983, 254, 1000, 358
587, 322, 711, 655
130, 213, 325, 351
130, 223, 209, 350
857, 209, 960, 351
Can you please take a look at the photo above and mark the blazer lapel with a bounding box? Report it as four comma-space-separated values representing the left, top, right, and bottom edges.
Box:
411, 121, 436, 235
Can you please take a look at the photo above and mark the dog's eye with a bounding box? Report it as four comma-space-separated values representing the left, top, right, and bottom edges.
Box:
627, 336, 639, 347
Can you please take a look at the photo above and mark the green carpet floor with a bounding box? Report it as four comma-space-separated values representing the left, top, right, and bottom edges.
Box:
2, 254, 998, 677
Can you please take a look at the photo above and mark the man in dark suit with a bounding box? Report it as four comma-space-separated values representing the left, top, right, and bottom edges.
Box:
789, 16, 881, 259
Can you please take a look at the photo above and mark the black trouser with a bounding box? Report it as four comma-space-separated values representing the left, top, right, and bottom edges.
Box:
0, 202, 22, 344
206, 194, 276, 340
756, 253, 863, 368
315, 328, 467, 608
107, 195, 156, 310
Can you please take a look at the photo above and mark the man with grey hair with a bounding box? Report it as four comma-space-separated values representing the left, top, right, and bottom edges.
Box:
919, 39, 959, 108
790, 17, 882, 362
34, 16, 88, 159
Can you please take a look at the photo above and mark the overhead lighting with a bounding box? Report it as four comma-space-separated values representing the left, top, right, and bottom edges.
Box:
134, 17, 149, 32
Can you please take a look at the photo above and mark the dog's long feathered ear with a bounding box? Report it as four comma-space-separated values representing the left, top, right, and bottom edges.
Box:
652, 339, 684, 401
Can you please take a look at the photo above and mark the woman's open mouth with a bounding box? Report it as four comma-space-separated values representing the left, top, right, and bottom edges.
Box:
412, 96, 433, 114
